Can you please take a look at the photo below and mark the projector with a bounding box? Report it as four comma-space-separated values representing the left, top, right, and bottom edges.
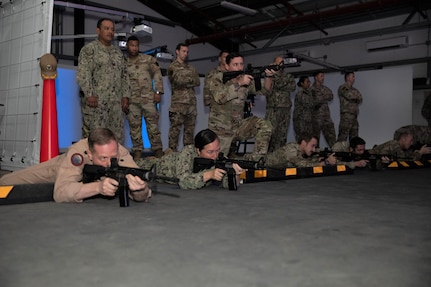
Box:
131, 24, 153, 37
283, 54, 300, 67
156, 52, 174, 61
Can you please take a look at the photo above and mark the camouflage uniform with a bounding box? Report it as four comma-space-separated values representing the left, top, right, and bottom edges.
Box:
136, 145, 231, 189
207, 71, 272, 159
77, 39, 130, 142
167, 60, 200, 151
331, 141, 356, 169
264, 72, 296, 152
393, 125, 431, 148
422, 92, 431, 126
311, 83, 336, 147
369, 140, 422, 160
293, 86, 313, 142
126, 54, 164, 154
337, 82, 362, 141
265, 142, 320, 169
203, 66, 223, 106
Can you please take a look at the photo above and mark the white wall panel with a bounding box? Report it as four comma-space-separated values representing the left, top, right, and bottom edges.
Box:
0, 0, 54, 171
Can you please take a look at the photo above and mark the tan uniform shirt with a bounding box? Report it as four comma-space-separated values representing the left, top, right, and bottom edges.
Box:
0, 139, 136, 203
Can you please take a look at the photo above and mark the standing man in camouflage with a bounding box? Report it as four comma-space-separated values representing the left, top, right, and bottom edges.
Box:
263, 56, 297, 152
293, 75, 313, 142
337, 71, 363, 142
125, 36, 164, 160
311, 71, 336, 147
167, 43, 200, 151
77, 18, 130, 143
422, 92, 431, 126
206, 52, 273, 160
203, 50, 229, 108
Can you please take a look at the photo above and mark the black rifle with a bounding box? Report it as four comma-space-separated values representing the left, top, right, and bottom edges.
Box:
223, 63, 291, 119
222, 63, 286, 90
314, 148, 398, 170
82, 158, 179, 207
193, 153, 265, 190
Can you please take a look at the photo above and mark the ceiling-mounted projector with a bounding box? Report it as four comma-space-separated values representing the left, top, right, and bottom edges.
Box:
156, 52, 174, 61
131, 24, 152, 37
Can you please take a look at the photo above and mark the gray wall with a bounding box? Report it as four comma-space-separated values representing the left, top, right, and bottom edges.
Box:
56, 65, 412, 151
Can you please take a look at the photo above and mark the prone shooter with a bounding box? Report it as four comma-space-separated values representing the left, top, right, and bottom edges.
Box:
193, 153, 265, 190
82, 158, 179, 207
315, 148, 397, 170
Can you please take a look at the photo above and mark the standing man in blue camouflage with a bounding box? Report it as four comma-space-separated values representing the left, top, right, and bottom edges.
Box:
125, 36, 164, 160
167, 43, 200, 151
263, 56, 297, 152
311, 71, 336, 147
337, 71, 363, 142
77, 18, 130, 143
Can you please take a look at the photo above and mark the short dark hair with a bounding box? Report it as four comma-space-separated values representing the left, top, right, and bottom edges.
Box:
97, 18, 114, 29
226, 52, 243, 65
194, 129, 219, 151
176, 43, 189, 51
127, 35, 139, 43
349, 136, 366, 149
88, 128, 117, 152
312, 70, 324, 77
297, 75, 309, 87
344, 70, 354, 81
395, 130, 413, 141
219, 50, 229, 57
297, 132, 317, 144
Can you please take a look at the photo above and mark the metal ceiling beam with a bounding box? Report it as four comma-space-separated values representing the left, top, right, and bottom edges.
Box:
54, 0, 177, 27
262, 25, 290, 49
187, 21, 428, 62
175, 0, 224, 30
186, 0, 409, 45
281, 0, 328, 36
175, 0, 256, 48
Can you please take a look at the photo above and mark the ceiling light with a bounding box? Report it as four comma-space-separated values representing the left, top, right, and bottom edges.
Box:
220, 1, 257, 16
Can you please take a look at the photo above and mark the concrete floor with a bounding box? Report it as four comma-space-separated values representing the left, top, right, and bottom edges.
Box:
0, 167, 430, 287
